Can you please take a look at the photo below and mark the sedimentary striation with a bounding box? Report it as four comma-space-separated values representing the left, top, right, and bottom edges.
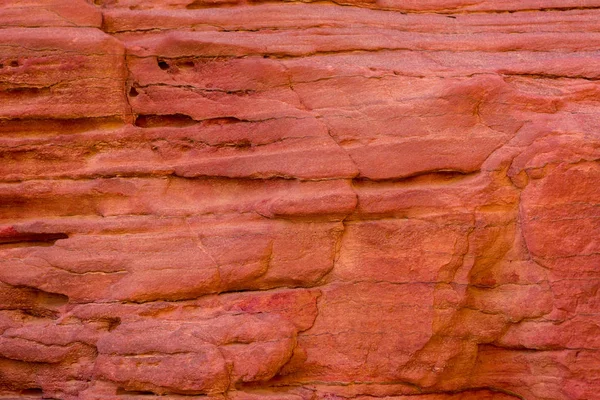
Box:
1, 1, 599, 399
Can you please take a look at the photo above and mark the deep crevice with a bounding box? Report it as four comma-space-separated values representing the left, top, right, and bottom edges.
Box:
0, 232, 69, 248
3, 284, 71, 310
20, 388, 43, 396
116, 387, 209, 397
501, 72, 600, 81
157, 59, 170, 70
134, 114, 197, 128
0, 117, 124, 136
352, 170, 478, 185
1, 87, 45, 96
102, 317, 122, 331
133, 114, 246, 128
116, 388, 157, 396
129, 86, 139, 97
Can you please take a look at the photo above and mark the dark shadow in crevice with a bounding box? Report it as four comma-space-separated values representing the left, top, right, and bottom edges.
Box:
0, 232, 69, 249
0, 117, 124, 136
20, 388, 43, 395
134, 114, 197, 128
116, 388, 158, 396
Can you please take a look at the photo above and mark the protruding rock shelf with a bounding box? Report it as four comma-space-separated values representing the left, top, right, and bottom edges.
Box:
1, 1, 599, 399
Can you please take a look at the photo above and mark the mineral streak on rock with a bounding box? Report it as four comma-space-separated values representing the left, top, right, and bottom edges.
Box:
1, 0, 599, 399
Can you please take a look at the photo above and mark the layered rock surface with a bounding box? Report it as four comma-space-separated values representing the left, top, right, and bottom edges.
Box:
1, 1, 600, 399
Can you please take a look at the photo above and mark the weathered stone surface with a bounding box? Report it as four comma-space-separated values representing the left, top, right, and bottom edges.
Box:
0, 178, 356, 220
0, 28, 127, 120
1, 1, 599, 399
0, 0, 101, 27
0, 121, 357, 181
94, 0, 600, 13
0, 218, 342, 302
94, 314, 297, 395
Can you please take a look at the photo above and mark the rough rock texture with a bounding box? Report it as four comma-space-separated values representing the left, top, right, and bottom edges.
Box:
1, 1, 600, 399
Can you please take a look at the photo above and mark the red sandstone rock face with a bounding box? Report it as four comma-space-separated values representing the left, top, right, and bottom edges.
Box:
1, 1, 600, 399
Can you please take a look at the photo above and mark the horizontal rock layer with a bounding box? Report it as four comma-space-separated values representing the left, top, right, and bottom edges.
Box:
0, 1, 599, 399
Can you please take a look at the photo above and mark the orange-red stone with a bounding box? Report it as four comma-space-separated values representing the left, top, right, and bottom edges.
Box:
1, 1, 599, 399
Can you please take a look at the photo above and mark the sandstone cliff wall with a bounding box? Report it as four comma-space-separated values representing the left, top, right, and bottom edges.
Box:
1, 1, 600, 399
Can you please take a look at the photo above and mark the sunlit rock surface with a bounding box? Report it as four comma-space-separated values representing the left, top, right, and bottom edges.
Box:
1, 1, 600, 399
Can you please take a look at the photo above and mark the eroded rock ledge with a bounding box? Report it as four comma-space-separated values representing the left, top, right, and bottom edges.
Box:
1, 1, 599, 399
